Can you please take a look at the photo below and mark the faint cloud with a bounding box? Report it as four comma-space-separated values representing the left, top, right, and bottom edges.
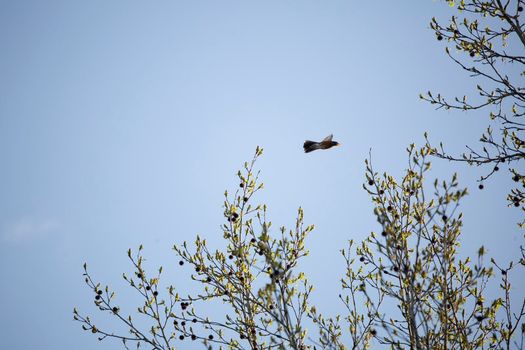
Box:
2, 218, 61, 242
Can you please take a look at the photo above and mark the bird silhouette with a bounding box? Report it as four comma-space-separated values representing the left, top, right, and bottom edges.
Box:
303, 134, 340, 153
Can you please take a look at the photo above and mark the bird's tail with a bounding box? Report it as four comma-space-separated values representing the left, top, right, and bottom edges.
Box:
303, 140, 319, 153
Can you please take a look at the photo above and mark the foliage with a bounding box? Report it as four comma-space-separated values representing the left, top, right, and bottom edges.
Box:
75, 148, 315, 350
74, 146, 525, 350
74, 2, 525, 349
420, 0, 525, 225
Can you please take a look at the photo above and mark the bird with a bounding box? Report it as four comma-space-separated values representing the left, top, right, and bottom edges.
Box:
303, 134, 341, 153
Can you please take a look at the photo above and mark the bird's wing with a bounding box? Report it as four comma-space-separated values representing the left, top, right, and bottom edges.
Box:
322, 134, 333, 142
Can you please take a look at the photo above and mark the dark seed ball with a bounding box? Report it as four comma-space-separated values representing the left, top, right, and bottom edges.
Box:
258, 250, 263, 255
476, 300, 483, 306
206, 277, 212, 282
97, 290, 103, 295
181, 321, 186, 326
494, 166, 499, 171
112, 307, 118, 313
228, 254, 234, 260
519, 6, 523, 12
387, 205, 393, 211
153, 291, 158, 297
174, 320, 178, 325
191, 334, 196, 340
502, 270, 507, 275
442, 215, 448, 222
250, 238, 256, 243
515, 201, 521, 207
470, 51, 475, 57
195, 266, 201, 272
478, 184, 484, 190
513, 175, 520, 182
137, 273, 143, 279
179, 335, 184, 340
240, 183, 244, 188
179, 260, 184, 266
269, 304, 274, 309
208, 335, 214, 340
379, 189, 384, 195
192, 318, 197, 323
393, 266, 399, 272
243, 197, 248, 202
95, 295, 101, 300
370, 329, 377, 336
359, 256, 365, 262
240, 334, 246, 339
368, 180, 374, 186
476, 315, 484, 322
146, 286, 151, 291
437, 35, 443, 41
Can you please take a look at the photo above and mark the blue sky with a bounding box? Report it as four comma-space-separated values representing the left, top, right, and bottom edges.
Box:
0, 1, 523, 349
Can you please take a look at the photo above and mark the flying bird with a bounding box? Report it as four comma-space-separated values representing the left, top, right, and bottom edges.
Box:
303, 134, 340, 153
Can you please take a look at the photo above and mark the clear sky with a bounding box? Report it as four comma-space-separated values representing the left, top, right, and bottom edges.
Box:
0, 1, 523, 349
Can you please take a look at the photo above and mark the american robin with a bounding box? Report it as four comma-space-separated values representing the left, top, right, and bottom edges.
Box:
303, 134, 340, 153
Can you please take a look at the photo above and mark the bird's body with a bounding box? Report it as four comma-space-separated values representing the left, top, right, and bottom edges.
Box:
303, 134, 340, 153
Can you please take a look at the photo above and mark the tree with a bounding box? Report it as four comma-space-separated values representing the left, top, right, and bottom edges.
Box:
75, 2, 525, 349
420, 0, 525, 226
75, 147, 316, 350
74, 146, 525, 350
